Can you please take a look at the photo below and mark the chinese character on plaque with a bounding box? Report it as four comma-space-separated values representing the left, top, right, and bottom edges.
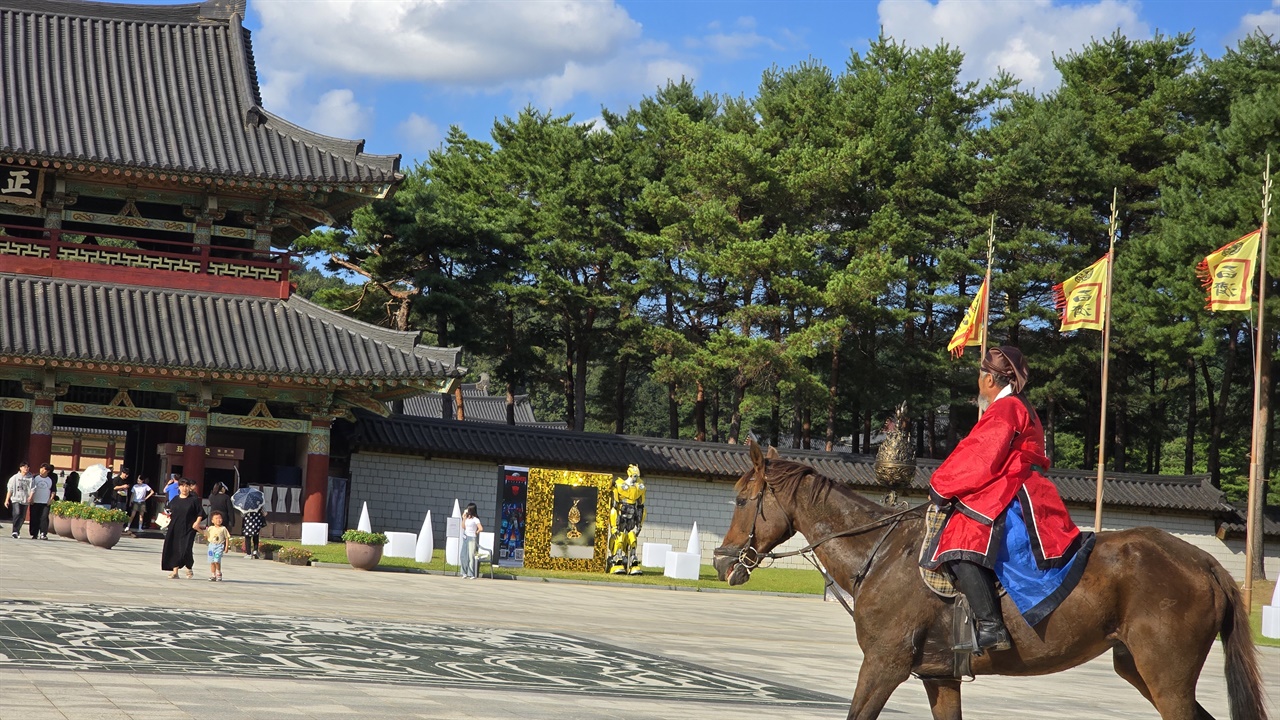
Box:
0, 165, 44, 206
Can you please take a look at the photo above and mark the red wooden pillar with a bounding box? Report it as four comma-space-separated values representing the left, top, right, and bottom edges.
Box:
104, 439, 117, 469
26, 393, 54, 467
183, 408, 208, 495
70, 434, 83, 472
302, 417, 331, 523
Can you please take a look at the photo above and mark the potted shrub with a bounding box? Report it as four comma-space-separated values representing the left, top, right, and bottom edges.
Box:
258, 542, 282, 561
49, 501, 74, 538
86, 506, 127, 549
228, 537, 245, 554
342, 530, 387, 570
69, 503, 92, 543
276, 545, 313, 566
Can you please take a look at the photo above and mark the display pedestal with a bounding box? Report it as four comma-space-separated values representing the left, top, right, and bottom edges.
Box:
1263, 582, 1280, 639
385, 531, 417, 558
663, 551, 700, 580
300, 522, 328, 546
642, 542, 672, 568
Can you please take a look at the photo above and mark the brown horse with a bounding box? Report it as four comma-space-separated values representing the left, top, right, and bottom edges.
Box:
712, 442, 1268, 720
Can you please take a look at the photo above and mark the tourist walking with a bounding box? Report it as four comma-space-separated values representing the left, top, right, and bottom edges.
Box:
5, 462, 33, 539
208, 483, 233, 533
28, 463, 55, 540
161, 478, 205, 579
459, 502, 483, 579
204, 511, 230, 581
127, 476, 155, 534
242, 505, 267, 559
62, 471, 81, 503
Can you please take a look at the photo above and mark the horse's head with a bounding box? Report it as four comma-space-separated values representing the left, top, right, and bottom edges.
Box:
713, 440, 799, 586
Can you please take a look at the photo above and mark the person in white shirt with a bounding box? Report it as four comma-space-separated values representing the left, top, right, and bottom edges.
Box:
4, 462, 33, 539
27, 463, 55, 540
127, 476, 155, 534
459, 502, 483, 579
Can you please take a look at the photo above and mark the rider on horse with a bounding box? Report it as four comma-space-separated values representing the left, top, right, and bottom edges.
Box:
920, 346, 1088, 654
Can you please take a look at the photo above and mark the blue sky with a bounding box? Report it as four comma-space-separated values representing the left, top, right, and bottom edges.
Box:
228, 0, 1280, 166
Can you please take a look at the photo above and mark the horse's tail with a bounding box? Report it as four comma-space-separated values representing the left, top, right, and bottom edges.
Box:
1211, 563, 1268, 720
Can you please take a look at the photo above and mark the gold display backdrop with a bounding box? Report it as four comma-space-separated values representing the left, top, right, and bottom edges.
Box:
524, 468, 613, 572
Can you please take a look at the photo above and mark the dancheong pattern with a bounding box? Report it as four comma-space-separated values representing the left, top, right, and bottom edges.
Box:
0, 601, 842, 708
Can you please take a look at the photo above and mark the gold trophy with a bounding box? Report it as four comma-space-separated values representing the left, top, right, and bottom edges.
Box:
565, 498, 583, 539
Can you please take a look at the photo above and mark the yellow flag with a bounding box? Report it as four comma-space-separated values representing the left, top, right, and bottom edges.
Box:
947, 278, 988, 357
1197, 229, 1261, 312
1053, 254, 1109, 332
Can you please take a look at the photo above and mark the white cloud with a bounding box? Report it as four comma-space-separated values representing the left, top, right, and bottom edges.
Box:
1235, 0, 1280, 41
251, 0, 640, 85
686, 16, 786, 60
877, 0, 1149, 89
521, 41, 697, 109
397, 113, 442, 157
305, 89, 371, 138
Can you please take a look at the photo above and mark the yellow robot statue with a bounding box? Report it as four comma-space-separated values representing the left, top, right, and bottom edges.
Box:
609, 464, 646, 574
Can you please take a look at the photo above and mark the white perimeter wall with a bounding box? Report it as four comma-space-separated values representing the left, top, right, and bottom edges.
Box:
349, 451, 1278, 580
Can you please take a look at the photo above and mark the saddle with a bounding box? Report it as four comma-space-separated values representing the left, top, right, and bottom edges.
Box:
916, 504, 982, 679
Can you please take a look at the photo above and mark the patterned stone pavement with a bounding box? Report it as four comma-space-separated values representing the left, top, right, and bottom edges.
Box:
1, 535, 1276, 720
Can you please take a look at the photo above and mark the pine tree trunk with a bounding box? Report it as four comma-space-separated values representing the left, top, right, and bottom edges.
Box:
506, 383, 516, 426
668, 382, 679, 439
1185, 357, 1196, 474
825, 347, 840, 452
802, 406, 812, 450
790, 392, 801, 449
1045, 397, 1056, 462
614, 355, 628, 434
563, 333, 576, 432
728, 381, 747, 444
770, 384, 781, 448
694, 381, 707, 442
711, 390, 721, 443
1205, 321, 1242, 487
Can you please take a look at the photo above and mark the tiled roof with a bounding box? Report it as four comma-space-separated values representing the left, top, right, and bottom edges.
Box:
0, 0, 399, 185
400, 393, 550, 425
350, 415, 1233, 515
0, 273, 463, 380
1218, 505, 1280, 539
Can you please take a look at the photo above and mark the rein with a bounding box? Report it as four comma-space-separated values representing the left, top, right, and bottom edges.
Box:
714, 478, 921, 618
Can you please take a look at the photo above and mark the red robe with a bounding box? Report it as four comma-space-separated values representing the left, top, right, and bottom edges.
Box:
922, 393, 1082, 570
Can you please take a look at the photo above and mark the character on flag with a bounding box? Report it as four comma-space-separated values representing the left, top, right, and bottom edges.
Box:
1053, 255, 1109, 332
1197, 229, 1261, 312
947, 279, 988, 357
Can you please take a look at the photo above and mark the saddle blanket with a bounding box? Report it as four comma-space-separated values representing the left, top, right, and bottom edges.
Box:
921, 499, 1095, 627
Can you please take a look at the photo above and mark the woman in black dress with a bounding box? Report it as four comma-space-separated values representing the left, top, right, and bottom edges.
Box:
161, 478, 205, 579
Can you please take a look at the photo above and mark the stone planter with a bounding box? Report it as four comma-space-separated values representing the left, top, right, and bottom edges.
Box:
71, 517, 90, 543
277, 556, 310, 566
51, 513, 73, 538
86, 520, 123, 549
345, 541, 383, 571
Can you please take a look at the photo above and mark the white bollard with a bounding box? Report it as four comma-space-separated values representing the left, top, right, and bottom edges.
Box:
357, 502, 372, 532
686, 522, 700, 557
415, 510, 434, 563
445, 500, 461, 566
1263, 581, 1280, 639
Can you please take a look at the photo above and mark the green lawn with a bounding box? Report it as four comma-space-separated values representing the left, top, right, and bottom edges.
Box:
265, 540, 1280, 646
267, 540, 826, 594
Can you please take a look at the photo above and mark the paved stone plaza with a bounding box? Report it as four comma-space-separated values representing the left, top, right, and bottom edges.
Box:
1, 536, 1276, 719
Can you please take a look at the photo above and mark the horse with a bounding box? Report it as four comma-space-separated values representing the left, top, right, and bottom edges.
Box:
712, 441, 1268, 720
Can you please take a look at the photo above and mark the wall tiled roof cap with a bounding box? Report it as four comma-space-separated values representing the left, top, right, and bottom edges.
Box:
0, 273, 463, 380
351, 415, 1234, 515
0, 0, 400, 185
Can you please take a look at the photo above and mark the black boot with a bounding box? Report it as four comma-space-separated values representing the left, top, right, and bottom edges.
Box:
950, 561, 1012, 653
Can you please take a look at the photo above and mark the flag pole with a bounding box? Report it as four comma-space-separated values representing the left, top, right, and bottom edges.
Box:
1094, 189, 1119, 533
978, 214, 996, 417
1244, 153, 1271, 610
981, 214, 995, 361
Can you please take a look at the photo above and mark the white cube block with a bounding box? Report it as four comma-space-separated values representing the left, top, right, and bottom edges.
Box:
384, 531, 417, 558
663, 551, 700, 580
300, 522, 328, 546
642, 542, 672, 568
1262, 606, 1280, 639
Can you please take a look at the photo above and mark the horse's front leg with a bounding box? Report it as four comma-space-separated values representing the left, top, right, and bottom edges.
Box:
923, 679, 962, 720
845, 652, 912, 720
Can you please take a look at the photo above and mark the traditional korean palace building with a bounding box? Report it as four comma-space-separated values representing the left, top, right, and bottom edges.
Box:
0, 0, 462, 536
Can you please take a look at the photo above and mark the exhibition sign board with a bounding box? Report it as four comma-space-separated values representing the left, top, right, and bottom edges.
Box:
523, 467, 612, 572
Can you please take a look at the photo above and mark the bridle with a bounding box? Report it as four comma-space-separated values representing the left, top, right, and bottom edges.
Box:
714, 470, 921, 616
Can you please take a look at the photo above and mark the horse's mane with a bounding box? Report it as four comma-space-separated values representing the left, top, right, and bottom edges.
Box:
755, 458, 897, 517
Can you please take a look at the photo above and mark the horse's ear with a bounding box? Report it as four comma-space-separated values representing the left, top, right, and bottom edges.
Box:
765, 446, 779, 460
748, 439, 766, 480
